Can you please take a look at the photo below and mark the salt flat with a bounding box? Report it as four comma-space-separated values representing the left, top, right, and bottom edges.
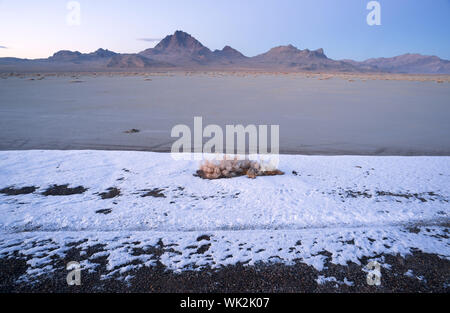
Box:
0, 73, 449, 155
1, 73, 449, 290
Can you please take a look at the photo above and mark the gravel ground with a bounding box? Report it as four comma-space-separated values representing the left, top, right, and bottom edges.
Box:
1, 249, 448, 293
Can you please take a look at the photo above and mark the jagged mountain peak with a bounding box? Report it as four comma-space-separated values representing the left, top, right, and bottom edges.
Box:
51, 50, 81, 57
153, 30, 209, 52
266, 44, 300, 53
90, 48, 117, 58
213, 45, 247, 59
263, 45, 326, 58
48, 50, 82, 62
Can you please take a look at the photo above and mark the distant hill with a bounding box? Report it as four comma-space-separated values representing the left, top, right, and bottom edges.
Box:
249, 45, 359, 72
49, 48, 117, 63
212, 46, 249, 65
107, 54, 173, 68
1, 30, 449, 73
351, 54, 450, 74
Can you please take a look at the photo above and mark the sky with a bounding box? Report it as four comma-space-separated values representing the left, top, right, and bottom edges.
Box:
0, 0, 449, 61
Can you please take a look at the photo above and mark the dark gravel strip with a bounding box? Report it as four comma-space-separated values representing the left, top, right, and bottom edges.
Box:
1, 250, 448, 293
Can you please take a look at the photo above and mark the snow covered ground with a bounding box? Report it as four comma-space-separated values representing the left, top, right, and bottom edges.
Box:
0, 150, 449, 285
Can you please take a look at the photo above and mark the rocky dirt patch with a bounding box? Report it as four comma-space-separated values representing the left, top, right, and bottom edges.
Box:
41, 184, 87, 196
0, 186, 38, 196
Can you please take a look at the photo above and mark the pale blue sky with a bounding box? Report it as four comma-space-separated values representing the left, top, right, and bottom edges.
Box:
0, 0, 449, 60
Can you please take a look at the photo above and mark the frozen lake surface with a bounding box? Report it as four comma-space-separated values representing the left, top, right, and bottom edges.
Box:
0, 73, 449, 155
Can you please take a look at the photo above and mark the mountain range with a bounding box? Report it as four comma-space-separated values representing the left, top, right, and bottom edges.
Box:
1, 30, 449, 74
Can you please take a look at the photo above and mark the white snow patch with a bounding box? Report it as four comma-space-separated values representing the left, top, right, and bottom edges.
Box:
0, 150, 449, 280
